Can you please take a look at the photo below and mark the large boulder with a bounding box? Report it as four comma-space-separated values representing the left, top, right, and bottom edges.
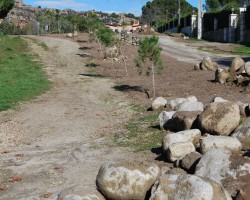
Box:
96, 162, 160, 200
198, 102, 240, 136
150, 174, 231, 200
163, 129, 201, 151
152, 97, 167, 111
158, 111, 176, 130
175, 101, 204, 112
195, 149, 250, 196
167, 142, 196, 162
235, 183, 250, 200
215, 68, 230, 84
58, 186, 105, 200
172, 111, 201, 131
244, 61, 250, 76
200, 135, 242, 154
180, 151, 202, 173
232, 124, 250, 150
229, 56, 245, 73
201, 56, 218, 71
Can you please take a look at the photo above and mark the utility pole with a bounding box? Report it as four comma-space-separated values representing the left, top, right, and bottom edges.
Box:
178, 0, 181, 26
197, 0, 202, 39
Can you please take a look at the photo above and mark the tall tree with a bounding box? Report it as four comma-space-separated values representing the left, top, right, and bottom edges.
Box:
205, 0, 242, 11
141, 0, 194, 25
0, 0, 14, 18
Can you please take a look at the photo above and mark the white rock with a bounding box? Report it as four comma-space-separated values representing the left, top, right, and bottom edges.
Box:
167, 142, 196, 162
198, 102, 240, 136
244, 61, 250, 76
96, 162, 160, 200
236, 101, 249, 116
167, 98, 187, 110
152, 97, 167, 111
175, 101, 204, 112
58, 186, 105, 200
232, 124, 250, 150
150, 174, 231, 200
200, 135, 242, 154
229, 56, 245, 73
195, 149, 250, 196
163, 129, 201, 151
201, 56, 218, 71
211, 97, 228, 103
186, 95, 198, 102
158, 111, 176, 129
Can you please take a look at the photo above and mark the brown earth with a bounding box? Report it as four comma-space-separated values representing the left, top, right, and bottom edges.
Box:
56, 33, 250, 106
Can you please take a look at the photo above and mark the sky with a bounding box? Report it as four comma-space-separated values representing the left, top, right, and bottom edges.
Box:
23, 0, 198, 16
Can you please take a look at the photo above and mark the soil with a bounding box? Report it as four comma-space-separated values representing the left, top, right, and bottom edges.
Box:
60, 33, 250, 106
1, 33, 250, 199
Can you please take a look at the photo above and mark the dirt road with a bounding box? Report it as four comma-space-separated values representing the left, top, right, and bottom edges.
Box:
0, 36, 142, 199
159, 35, 237, 67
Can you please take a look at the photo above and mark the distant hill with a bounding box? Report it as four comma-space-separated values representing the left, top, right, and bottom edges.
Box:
141, 0, 196, 25
6, 0, 138, 26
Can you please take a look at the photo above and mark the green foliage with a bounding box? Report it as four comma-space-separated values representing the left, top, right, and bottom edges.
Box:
0, 0, 14, 18
96, 28, 116, 47
135, 36, 163, 98
0, 35, 51, 111
135, 36, 163, 75
141, 0, 195, 25
205, 0, 241, 11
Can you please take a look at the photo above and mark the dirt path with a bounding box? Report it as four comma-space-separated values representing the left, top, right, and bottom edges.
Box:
0, 36, 143, 199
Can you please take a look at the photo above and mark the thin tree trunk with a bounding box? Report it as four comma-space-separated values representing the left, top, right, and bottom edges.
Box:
96, 37, 103, 59
120, 46, 129, 77
151, 64, 156, 98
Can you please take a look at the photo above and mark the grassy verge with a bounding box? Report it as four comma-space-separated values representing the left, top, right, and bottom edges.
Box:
234, 44, 250, 56
0, 35, 51, 111
113, 110, 164, 152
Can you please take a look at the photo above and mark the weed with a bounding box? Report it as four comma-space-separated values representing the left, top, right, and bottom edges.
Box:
113, 112, 163, 152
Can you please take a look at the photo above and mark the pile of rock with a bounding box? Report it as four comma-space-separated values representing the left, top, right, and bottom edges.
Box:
57, 96, 250, 200
157, 95, 250, 199
195, 56, 250, 86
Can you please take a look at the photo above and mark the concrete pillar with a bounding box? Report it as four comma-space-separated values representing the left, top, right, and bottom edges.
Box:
228, 14, 237, 43
191, 15, 197, 36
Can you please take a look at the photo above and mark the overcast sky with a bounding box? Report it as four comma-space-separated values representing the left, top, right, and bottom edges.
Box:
23, 0, 198, 16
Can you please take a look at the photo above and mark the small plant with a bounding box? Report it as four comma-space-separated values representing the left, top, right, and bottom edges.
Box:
134, 36, 163, 98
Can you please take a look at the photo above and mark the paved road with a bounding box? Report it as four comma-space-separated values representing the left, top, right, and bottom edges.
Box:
158, 35, 240, 68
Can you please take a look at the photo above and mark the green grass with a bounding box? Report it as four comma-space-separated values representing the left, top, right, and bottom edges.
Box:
234, 44, 250, 56
113, 112, 164, 152
0, 35, 51, 111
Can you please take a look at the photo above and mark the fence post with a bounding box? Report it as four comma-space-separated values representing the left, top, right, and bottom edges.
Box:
240, 12, 245, 42
229, 14, 237, 43
191, 14, 197, 37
